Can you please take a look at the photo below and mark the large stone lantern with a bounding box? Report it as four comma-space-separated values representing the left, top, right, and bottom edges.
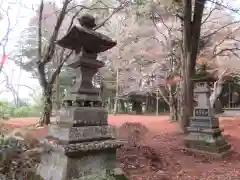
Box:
37, 14, 127, 180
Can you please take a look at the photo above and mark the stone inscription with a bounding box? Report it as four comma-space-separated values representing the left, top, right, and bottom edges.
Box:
195, 108, 208, 116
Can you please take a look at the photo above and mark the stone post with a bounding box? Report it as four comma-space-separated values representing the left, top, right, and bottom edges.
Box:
184, 79, 231, 156
36, 14, 127, 180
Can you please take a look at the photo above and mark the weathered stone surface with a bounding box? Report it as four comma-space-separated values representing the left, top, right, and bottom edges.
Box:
56, 107, 108, 126
63, 93, 101, 102
184, 139, 231, 154
57, 26, 117, 53
48, 125, 116, 142
184, 128, 231, 154
67, 52, 103, 69
185, 79, 231, 155
68, 53, 104, 95
186, 127, 223, 134
41, 139, 123, 155
190, 117, 219, 128
37, 150, 124, 180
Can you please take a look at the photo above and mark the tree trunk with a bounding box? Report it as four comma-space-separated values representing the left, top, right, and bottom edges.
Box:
169, 95, 178, 121
113, 97, 118, 115
39, 87, 53, 125
168, 84, 177, 121
146, 95, 149, 113
169, 103, 178, 121
55, 74, 61, 110
156, 97, 159, 115
180, 0, 206, 133
179, 79, 187, 132
113, 68, 119, 115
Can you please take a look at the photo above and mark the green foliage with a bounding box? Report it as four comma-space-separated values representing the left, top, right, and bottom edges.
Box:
12, 106, 31, 117
0, 100, 14, 120
0, 96, 44, 119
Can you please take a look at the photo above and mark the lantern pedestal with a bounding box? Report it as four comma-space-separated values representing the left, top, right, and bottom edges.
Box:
184, 78, 231, 156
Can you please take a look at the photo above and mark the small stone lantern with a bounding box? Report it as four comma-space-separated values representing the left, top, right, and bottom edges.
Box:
184, 72, 231, 156
37, 14, 127, 180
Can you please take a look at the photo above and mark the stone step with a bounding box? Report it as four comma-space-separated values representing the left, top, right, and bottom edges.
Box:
189, 116, 219, 128
186, 127, 223, 134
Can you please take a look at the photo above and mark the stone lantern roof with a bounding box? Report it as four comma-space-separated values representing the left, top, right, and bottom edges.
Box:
57, 14, 117, 53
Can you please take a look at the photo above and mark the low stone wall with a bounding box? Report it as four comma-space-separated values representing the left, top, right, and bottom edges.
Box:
223, 108, 240, 116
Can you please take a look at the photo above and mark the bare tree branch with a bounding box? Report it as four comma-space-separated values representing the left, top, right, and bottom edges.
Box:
213, 47, 240, 59
207, 0, 240, 16
0, 3, 20, 55
201, 5, 216, 25
47, 6, 84, 86
41, 0, 71, 65
1, 70, 20, 106
49, 50, 73, 85
202, 20, 240, 40
210, 26, 240, 57
151, 10, 168, 43
94, 1, 130, 30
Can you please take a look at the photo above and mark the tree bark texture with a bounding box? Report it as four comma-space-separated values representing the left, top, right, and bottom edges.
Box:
113, 68, 119, 115
37, 0, 71, 126
181, 0, 206, 133
39, 86, 53, 125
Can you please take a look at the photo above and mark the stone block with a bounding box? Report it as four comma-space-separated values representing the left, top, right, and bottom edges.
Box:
37, 150, 125, 180
186, 127, 223, 134
41, 139, 123, 155
48, 125, 116, 142
184, 131, 231, 154
64, 93, 101, 102
184, 140, 231, 154
189, 117, 219, 128
56, 106, 108, 126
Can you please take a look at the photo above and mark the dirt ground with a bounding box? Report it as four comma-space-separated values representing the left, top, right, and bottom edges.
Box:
3, 115, 240, 179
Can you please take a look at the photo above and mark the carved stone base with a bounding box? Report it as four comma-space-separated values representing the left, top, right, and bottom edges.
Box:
37, 105, 127, 180
184, 127, 231, 155
37, 150, 127, 180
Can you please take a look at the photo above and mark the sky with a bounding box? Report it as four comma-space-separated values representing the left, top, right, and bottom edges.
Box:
0, 0, 240, 102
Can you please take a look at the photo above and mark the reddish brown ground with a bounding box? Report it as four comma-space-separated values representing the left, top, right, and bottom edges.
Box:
3, 115, 240, 179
